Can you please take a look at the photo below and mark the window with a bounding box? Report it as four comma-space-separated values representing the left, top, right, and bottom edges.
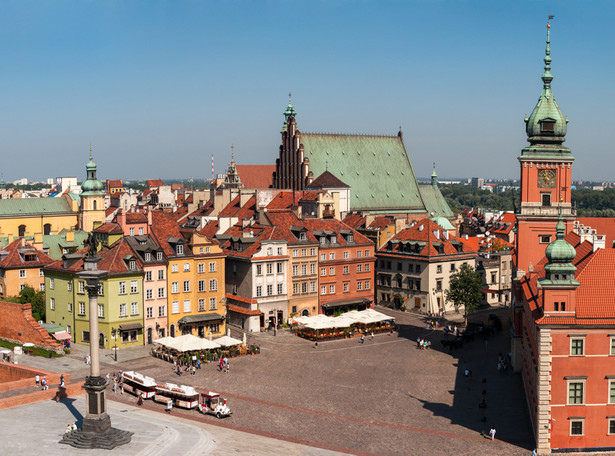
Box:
19, 269, 26, 278
146, 289, 153, 300
119, 303, 127, 317
67, 325, 71, 335
365, 263, 370, 272
310, 281, 316, 293
321, 286, 326, 295
330, 267, 335, 275
119, 281, 126, 294
198, 299, 205, 312
609, 381, 615, 404
39, 269, 44, 278
357, 281, 363, 290
540, 235, 552, 244
158, 288, 165, 298
321, 268, 326, 276
310, 264, 315, 274
98, 283, 104, 296
67, 281, 72, 291
209, 298, 216, 310
20, 284, 25, 291
256, 286, 262, 297
436, 265, 442, 274
98, 304, 104, 318
183, 280, 191, 292
171, 301, 179, 314
320, 254, 326, 261
302, 282, 307, 294
344, 283, 349, 292
183, 300, 191, 313
292, 265, 299, 276
570, 419, 584, 436
329, 285, 335, 294
310, 248, 316, 256
277, 262, 283, 273
436, 280, 442, 291
209, 262, 216, 273
343, 265, 349, 274
267, 247, 273, 256
610, 337, 615, 355
364, 250, 370, 257
256, 264, 263, 275
205, 247, 210, 253
39, 283, 45, 292
267, 263, 273, 274
139, 227, 144, 235
198, 263, 205, 273
329, 253, 335, 260
145, 271, 152, 281
209, 279, 217, 291
82, 331, 90, 343
50, 298, 55, 310
176, 244, 184, 255
146, 307, 153, 318
129, 260, 137, 270
450, 264, 456, 272
184, 262, 190, 272
301, 248, 307, 257
130, 302, 138, 315
198, 280, 206, 292
130, 280, 138, 293
171, 282, 179, 294
357, 264, 362, 273
158, 269, 165, 280
491, 272, 497, 284
79, 302, 86, 315
570, 338, 585, 356
129, 227, 135, 236
542, 193, 551, 207
301, 264, 307, 275
158, 305, 166, 317
277, 283, 283, 295
365, 280, 371, 290
609, 419, 615, 435
50, 278, 55, 290
293, 283, 300, 294
357, 250, 362, 258
568, 381, 585, 404
293, 249, 299, 258
267, 284, 273, 296
344, 251, 349, 259
172, 264, 178, 273
157, 252, 163, 261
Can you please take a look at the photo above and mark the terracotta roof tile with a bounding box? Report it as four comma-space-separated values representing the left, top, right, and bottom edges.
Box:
235, 165, 275, 189
94, 223, 124, 234
0, 239, 54, 269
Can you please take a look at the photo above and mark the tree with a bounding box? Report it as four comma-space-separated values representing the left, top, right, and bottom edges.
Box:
445, 263, 483, 326
18, 285, 46, 322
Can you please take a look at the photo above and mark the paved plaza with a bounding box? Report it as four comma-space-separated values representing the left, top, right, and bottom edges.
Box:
10, 307, 534, 456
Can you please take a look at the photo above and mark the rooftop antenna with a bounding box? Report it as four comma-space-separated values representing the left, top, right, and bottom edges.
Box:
211, 154, 214, 179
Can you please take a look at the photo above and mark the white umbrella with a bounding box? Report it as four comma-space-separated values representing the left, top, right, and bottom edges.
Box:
0, 349, 11, 354
23, 343, 35, 347
214, 335, 242, 347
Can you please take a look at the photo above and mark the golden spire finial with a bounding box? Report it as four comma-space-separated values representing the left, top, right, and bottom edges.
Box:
289, 91, 292, 103
231, 144, 235, 162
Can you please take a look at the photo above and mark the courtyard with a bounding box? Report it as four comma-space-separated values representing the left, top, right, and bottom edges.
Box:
8, 307, 533, 456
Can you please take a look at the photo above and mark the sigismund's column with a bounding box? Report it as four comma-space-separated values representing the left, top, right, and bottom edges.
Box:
60, 234, 133, 449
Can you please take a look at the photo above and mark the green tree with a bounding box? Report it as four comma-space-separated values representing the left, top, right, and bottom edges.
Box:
18, 285, 46, 322
445, 263, 483, 325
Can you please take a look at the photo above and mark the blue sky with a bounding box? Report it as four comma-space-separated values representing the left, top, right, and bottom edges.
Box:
0, 1, 613, 182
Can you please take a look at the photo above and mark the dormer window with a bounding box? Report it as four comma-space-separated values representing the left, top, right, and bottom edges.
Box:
348, 234, 354, 243
145, 253, 151, 262
129, 260, 136, 270
320, 237, 326, 245
540, 118, 555, 133
267, 247, 273, 256
330, 236, 337, 245
157, 252, 163, 261
176, 244, 184, 255
299, 232, 307, 241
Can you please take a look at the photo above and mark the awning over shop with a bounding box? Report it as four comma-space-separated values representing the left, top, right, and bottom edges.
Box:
227, 304, 262, 316
119, 323, 143, 331
321, 298, 372, 309
178, 313, 225, 326
481, 289, 499, 294
52, 331, 71, 341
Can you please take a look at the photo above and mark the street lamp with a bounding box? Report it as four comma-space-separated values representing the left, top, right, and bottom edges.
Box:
111, 328, 117, 362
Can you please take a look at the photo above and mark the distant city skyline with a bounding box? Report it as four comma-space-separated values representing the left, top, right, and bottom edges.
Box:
1, 1, 613, 182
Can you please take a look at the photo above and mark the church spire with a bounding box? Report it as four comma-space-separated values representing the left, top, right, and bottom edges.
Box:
542, 22, 553, 90
542, 203, 578, 285
284, 92, 296, 120
431, 162, 438, 188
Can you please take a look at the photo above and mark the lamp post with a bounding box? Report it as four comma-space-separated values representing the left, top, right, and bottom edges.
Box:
111, 328, 117, 362
60, 232, 132, 449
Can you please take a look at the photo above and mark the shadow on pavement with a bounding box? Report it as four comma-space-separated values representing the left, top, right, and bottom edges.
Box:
56, 397, 84, 428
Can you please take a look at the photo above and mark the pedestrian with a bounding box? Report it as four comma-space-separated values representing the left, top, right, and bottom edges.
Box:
197, 359, 201, 370
166, 400, 173, 414
314, 342, 318, 349
370, 332, 374, 341
137, 393, 143, 406
225, 362, 229, 374
113, 381, 117, 393
417, 338, 421, 349
106, 373, 110, 385
192, 366, 196, 376
489, 428, 496, 441
120, 383, 124, 395
361, 335, 365, 344
532, 449, 537, 456
219, 358, 224, 371
60, 374, 65, 387
35, 374, 40, 387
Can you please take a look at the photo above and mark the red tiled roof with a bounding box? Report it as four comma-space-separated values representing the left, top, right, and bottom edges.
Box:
0, 239, 54, 269
149, 210, 191, 257
226, 294, 258, 305
576, 217, 615, 248
171, 184, 184, 190
267, 191, 303, 210
367, 216, 395, 231
125, 212, 148, 223
298, 191, 321, 202
94, 223, 124, 234
307, 171, 349, 189
146, 179, 163, 188
106, 179, 123, 188
235, 165, 275, 189
105, 207, 118, 217
197, 220, 219, 239
342, 214, 365, 230
226, 303, 261, 315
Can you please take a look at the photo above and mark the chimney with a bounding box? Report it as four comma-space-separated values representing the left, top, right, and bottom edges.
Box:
66, 231, 75, 242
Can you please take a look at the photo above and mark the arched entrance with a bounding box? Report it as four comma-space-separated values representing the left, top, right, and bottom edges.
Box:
147, 327, 153, 345
170, 324, 175, 337
99, 332, 105, 348
302, 309, 310, 317
44, 223, 52, 235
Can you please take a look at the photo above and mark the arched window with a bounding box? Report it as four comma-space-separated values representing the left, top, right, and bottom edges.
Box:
93, 200, 97, 211
44, 223, 52, 235
18, 225, 26, 237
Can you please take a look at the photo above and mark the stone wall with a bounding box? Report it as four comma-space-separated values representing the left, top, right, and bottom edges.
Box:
0, 301, 62, 351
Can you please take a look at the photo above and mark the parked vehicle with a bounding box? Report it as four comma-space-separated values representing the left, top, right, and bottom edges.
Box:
154, 383, 199, 409
121, 371, 157, 399
198, 392, 232, 418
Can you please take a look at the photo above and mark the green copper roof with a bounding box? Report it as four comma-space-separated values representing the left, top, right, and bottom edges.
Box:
81, 149, 105, 194
301, 133, 426, 212
524, 24, 568, 149
0, 197, 74, 217
43, 230, 89, 260
541, 205, 578, 286
420, 184, 454, 218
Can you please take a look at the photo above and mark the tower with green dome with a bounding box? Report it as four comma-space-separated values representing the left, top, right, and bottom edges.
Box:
516, 22, 575, 274
80, 147, 106, 232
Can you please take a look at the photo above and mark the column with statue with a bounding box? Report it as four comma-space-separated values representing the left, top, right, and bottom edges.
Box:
60, 233, 133, 449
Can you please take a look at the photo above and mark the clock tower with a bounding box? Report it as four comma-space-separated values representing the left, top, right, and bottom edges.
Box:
516, 23, 574, 274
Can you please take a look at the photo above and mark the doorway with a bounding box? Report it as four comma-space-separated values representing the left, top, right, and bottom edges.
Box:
147, 327, 153, 345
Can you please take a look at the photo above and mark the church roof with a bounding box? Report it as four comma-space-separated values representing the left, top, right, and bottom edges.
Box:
301, 133, 425, 213
235, 165, 275, 189
307, 171, 349, 189
0, 197, 75, 217
419, 184, 454, 218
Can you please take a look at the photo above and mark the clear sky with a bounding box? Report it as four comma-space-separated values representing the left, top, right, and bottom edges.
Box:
1, 1, 613, 183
